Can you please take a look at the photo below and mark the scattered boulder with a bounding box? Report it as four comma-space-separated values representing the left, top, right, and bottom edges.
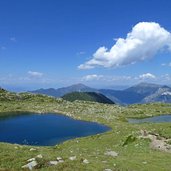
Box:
102, 161, 107, 163
140, 129, 148, 136
29, 148, 37, 151
56, 157, 62, 160
36, 154, 43, 159
48, 157, 64, 166
104, 169, 112, 171
27, 158, 36, 162
69, 156, 76, 161
83, 159, 89, 164
104, 151, 118, 157
49, 161, 58, 165
22, 161, 38, 170
56, 157, 64, 163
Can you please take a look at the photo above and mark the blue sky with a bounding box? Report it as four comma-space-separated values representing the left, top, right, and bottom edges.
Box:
0, 0, 171, 91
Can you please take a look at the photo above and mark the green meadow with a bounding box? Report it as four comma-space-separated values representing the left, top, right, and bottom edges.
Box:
0, 92, 171, 171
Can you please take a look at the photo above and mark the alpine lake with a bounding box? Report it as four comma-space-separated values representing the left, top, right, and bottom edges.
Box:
0, 112, 110, 146
128, 114, 171, 124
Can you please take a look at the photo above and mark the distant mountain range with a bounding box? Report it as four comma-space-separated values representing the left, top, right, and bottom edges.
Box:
29, 83, 96, 97
62, 92, 115, 104
29, 82, 171, 104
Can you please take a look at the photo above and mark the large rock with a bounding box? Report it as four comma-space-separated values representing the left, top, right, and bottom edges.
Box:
56, 157, 64, 163
69, 156, 76, 161
49, 161, 58, 165
83, 159, 89, 164
29, 148, 37, 151
104, 151, 118, 157
36, 154, 43, 159
22, 161, 38, 170
27, 158, 35, 162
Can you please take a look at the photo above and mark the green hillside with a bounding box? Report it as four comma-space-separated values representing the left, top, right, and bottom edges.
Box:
62, 92, 115, 104
1, 89, 171, 171
0, 89, 56, 102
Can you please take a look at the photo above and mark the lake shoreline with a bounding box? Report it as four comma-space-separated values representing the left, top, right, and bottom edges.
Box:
1, 100, 171, 170
0, 112, 111, 146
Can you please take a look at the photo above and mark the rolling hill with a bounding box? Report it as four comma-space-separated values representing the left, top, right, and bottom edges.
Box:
62, 92, 115, 104
0, 88, 57, 102
29, 83, 96, 97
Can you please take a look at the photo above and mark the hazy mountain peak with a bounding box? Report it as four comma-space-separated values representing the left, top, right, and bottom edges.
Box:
29, 82, 171, 104
30, 83, 96, 97
142, 85, 171, 103
62, 92, 115, 104
66, 83, 91, 89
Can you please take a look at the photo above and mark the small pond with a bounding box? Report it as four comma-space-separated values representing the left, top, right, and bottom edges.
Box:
128, 114, 171, 124
0, 113, 110, 146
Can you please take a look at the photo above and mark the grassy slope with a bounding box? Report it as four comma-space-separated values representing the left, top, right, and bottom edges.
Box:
0, 92, 171, 170
62, 92, 114, 104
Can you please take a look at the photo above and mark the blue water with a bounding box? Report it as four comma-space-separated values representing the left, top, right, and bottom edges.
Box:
128, 114, 171, 124
0, 113, 110, 146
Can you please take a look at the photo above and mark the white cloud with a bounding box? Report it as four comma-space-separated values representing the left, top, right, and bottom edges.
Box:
82, 74, 103, 81
139, 73, 156, 79
78, 22, 171, 69
28, 71, 44, 78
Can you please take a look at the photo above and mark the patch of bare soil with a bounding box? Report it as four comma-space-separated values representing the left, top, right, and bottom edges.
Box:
139, 130, 171, 152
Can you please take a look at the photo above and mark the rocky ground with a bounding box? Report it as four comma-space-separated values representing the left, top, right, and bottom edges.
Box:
0, 96, 171, 170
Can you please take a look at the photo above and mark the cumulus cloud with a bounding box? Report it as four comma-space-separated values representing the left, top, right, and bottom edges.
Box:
78, 22, 171, 69
28, 71, 44, 78
82, 74, 103, 81
139, 73, 156, 80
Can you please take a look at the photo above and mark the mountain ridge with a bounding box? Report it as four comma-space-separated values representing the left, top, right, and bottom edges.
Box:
62, 92, 115, 104
29, 83, 96, 97
27, 82, 171, 104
